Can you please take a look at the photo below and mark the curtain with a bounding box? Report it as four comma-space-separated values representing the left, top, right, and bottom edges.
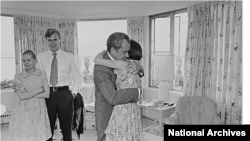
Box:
184, 1, 242, 124
127, 16, 145, 66
127, 16, 146, 93
14, 15, 78, 73
127, 17, 144, 46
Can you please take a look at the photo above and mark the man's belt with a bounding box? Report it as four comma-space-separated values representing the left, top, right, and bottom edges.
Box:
50, 86, 69, 91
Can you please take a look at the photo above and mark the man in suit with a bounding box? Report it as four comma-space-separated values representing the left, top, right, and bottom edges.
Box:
94, 32, 142, 141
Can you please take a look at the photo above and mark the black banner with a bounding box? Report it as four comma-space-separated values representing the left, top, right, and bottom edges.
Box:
164, 125, 249, 139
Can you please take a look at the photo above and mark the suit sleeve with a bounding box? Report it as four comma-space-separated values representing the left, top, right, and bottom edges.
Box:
94, 65, 139, 105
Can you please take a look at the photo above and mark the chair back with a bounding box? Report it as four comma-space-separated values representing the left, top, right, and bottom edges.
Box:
174, 96, 221, 124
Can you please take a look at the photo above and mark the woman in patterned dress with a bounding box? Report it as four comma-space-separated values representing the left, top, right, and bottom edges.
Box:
94, 40, 143, 141
9, 50, 51, 141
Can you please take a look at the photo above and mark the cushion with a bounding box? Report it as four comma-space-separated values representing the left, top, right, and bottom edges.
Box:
175, 96, 219, 124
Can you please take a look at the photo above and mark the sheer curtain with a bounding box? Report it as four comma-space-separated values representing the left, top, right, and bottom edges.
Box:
127, 16, 146, 87
14, 15, 78, 73
184, 1, 242, 124
127, 16, 144, 46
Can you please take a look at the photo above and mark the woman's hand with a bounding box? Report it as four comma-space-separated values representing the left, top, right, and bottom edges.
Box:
40, 87, 45, 93
13, 85, 25, 93
127, 61, 142, 74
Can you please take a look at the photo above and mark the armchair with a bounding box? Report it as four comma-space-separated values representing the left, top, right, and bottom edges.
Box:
163, 96, 222, 125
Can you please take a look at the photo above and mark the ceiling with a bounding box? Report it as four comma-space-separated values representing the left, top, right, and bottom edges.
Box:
1, 0, 205, 20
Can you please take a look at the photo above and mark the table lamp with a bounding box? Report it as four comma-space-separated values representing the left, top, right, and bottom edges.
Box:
153, 55, 175, 102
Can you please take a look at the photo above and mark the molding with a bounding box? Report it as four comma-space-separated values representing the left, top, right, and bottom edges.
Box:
1, 8, 65, 19
0, 89, 15, 96
0, 1, 205, 20
143, 87, 183, 102
169, 90, 183, 96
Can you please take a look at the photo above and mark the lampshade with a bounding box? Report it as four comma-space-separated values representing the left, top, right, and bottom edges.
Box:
153, 55, 175, 81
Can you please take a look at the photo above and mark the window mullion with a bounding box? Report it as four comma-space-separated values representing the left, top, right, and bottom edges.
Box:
170, 12, 175, 55
169, 12, 175, 90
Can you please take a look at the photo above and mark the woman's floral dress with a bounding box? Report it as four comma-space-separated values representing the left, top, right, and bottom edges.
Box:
105, 60, 143, 141
8, 68, 52, 141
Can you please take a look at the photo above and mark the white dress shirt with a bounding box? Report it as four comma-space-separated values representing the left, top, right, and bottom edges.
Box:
36, 49, 82, 94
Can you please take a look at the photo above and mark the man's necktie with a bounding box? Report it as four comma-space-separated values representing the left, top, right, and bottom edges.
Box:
50, 52, 58, 87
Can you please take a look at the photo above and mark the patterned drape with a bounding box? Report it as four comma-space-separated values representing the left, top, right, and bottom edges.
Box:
184, 1, 242, 124
127, 17, 144, 46
14, 15, 78, 73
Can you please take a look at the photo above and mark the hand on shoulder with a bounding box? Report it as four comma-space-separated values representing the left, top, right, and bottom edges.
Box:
127, 60, 142, 74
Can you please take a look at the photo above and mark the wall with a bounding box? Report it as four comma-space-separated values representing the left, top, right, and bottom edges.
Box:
0, 89, 18, 111
1, 56, 15, 81
143, 88, 182, 103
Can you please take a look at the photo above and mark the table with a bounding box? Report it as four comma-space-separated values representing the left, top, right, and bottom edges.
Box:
139, 104, 175, 137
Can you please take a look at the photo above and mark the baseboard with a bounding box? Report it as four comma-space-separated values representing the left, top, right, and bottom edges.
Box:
143, 131, 163, 141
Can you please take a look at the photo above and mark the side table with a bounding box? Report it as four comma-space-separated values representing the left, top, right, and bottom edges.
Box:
139, 104, 175, 137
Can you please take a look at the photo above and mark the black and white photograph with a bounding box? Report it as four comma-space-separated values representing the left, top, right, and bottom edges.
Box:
1, 0, 245, 140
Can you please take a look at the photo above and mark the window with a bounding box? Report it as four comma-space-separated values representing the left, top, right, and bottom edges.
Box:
149, 10, 188, 91
1, 16, 15, 82
153, 16, 171, 55
77, 20, 127, 84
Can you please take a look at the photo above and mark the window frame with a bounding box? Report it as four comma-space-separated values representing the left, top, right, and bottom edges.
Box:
1, 15, 16, 80
148, 8, 188, 91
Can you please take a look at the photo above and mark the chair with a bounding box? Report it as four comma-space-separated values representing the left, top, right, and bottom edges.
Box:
163, 96, 222, 125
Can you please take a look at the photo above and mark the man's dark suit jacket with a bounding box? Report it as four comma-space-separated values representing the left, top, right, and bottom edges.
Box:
93, 52, 139, 141
72, 93, 84, 139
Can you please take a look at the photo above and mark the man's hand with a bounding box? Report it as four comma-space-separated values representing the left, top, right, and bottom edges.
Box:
135, 87, 142, 103
138, 87, 143, 104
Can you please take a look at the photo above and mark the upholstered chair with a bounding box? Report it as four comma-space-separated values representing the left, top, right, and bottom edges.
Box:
163, 96, 222, 125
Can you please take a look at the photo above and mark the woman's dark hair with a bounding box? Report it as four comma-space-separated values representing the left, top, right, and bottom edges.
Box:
45, 28, 61, 39
128, 40, 142, 61
22, 50, 36, 59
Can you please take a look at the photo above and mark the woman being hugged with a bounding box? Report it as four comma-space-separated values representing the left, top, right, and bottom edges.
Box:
94, 40, 143, 141
9, 50, 51, 141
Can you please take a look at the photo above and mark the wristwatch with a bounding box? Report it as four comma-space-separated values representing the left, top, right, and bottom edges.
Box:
138, 69, 144, 78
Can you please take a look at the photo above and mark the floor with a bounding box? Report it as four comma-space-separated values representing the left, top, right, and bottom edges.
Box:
0, 123, 97, 141
1, 122, 163, 141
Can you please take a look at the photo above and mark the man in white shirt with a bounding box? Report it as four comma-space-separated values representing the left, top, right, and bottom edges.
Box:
36, 28, 81, 141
